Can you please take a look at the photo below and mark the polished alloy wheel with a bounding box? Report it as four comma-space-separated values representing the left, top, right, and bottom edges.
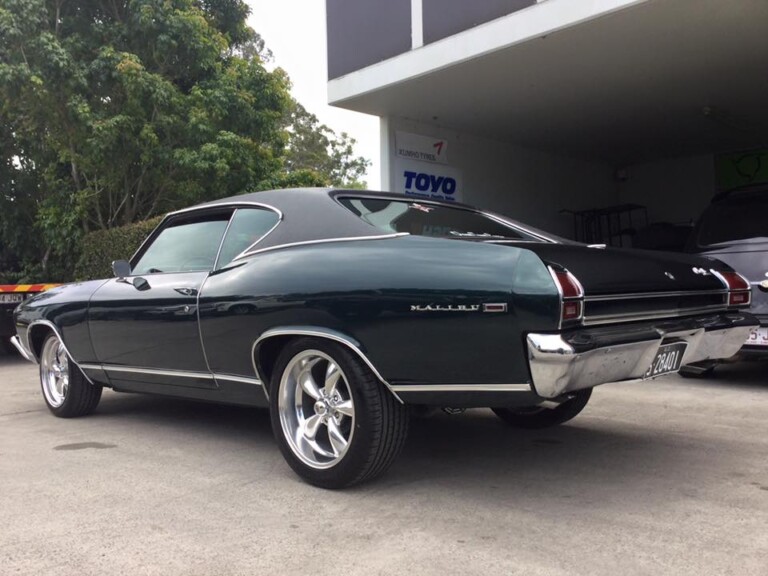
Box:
40, 337, 70, 408
278, 349, 355, 469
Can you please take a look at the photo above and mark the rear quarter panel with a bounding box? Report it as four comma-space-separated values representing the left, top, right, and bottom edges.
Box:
198, 235, 560, 386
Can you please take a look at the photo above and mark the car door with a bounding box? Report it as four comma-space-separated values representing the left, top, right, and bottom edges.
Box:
88, 208, 233, 389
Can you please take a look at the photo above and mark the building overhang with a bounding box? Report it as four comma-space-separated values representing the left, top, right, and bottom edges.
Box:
329, 0, 768, 165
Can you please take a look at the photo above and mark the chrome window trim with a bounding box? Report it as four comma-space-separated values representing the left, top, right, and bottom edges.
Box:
129, 202, 283, 268
389, 384, 531, 393
25, 320, 97, 386
251, 327, 403, 404
332, 192, 557, 243
234, 233, 409, 260
212, 211, 237, 271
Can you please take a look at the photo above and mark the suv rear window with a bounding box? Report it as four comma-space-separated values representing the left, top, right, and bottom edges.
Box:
338, 197, 536, 240
696, 193, 768, 246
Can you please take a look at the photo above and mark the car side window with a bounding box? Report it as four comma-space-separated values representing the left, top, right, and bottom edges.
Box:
132, 213, 231, 275
215, 208, 280, 269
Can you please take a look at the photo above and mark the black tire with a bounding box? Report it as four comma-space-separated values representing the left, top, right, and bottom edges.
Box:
269, 337, 409, 489
492, 388, 592, 429
39, 333, 102, 418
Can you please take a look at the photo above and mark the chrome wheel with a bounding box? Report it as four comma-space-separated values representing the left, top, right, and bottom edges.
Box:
278, 349, 355, 469
40, 336, 70, 408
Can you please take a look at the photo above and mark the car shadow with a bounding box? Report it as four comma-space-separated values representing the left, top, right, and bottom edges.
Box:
680, 360, 768, 390
91, 390, 688, 497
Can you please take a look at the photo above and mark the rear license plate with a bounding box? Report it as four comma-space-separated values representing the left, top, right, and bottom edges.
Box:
644, 342, 688, 379
745, 327, 768, 347
0, 294, 24, 304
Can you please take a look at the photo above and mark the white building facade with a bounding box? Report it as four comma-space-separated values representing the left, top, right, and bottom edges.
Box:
326, 0, 768, 241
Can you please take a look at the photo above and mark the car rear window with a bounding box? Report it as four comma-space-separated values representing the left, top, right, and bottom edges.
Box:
696, 193, 768, 246
337, 197, 536, 240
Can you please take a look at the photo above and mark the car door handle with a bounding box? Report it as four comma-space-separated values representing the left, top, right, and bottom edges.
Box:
174, 287, 198, 297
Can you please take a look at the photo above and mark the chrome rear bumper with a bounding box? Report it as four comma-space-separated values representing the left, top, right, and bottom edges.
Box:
527, 312, 758, 398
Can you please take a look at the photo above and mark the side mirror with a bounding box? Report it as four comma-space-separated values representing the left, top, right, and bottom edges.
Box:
112, 260, 132, 278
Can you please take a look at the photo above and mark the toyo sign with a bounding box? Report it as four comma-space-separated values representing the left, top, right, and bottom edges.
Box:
403, 171, 458, 196
393, 132, 462, 202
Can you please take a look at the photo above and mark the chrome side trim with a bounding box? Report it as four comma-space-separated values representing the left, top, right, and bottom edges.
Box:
236, 233, 409, 260
9, 336, 33, 362
251, 327, 403, 404
213, 373, 263, 386
97, 364, 215, 380
390, 384, 531, 393
584, 289, 728, 302
25, 320, 97, 385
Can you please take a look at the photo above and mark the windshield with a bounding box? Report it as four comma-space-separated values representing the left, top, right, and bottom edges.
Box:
338, 197, 539, 241
697, 193, 768, 246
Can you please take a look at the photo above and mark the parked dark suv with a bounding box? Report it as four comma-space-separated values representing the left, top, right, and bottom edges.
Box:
684, 185, 768, 374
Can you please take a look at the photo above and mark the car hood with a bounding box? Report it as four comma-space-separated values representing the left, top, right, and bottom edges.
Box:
489, 242, 728, 296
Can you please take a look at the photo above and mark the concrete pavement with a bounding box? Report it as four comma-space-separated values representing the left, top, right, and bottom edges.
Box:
1, 352, 767, 575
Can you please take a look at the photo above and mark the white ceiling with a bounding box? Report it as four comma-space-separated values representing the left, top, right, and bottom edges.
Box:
333, 0, 768, 165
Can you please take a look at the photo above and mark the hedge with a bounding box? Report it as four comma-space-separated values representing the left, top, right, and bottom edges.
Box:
75, 217, 164, 281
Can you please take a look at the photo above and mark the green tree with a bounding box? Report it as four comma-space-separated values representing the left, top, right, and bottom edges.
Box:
281, 103, 370, 189
0, 0, 291, 233
0, 0, 370, 280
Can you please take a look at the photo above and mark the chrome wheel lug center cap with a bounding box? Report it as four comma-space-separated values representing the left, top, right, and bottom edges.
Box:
314, 401, 327, 416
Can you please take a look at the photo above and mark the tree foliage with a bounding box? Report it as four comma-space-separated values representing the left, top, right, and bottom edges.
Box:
0, 0, 369, 281
282, 103, 370, 189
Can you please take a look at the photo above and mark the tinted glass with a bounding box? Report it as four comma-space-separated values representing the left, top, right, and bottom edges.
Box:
133, 214, 230, 274
697, 193, 768, 246
215, 208, 280, 268
338, 197, 533, 240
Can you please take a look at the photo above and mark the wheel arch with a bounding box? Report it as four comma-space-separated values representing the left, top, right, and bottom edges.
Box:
26, 320, 97, 386
251, 326, 403, 404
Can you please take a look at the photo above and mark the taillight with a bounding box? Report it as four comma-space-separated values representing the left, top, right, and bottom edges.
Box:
549, 267, 584, 324
713, 270, 752, 307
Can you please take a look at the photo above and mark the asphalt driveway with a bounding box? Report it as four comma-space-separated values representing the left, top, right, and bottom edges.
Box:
1, 352, 766, 576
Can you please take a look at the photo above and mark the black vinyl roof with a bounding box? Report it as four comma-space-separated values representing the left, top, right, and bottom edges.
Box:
170, 188, 483, 252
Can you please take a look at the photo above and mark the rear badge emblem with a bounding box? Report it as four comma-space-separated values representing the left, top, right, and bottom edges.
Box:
692, 267, 710, 276
410, 303, 507, 313
665, 272, 676, 280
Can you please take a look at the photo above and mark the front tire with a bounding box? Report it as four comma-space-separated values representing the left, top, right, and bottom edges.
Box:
269, 337, 409, 489
39, 333, 102, 418
492, 388, 592, 429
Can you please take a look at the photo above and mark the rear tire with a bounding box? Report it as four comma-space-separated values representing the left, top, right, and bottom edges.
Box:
492, 388, 592, 429
39, 333, 102, 418
269, 337, 409, 489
